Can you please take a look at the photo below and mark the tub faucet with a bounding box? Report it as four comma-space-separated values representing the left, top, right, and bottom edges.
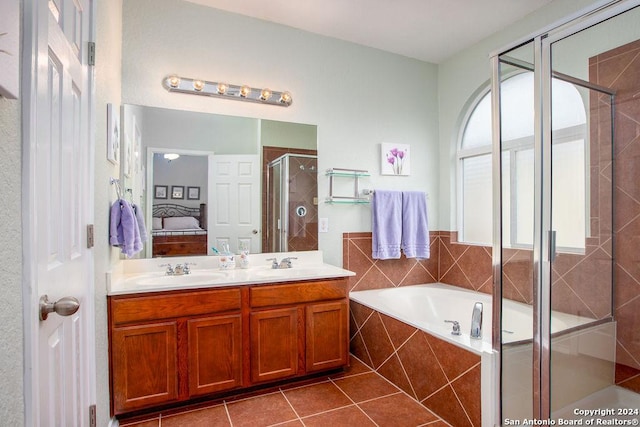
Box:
470, 302, 483, 339
444, 320, 461, 336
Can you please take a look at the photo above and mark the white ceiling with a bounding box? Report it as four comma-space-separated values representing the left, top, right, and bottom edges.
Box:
184, 0, 555, 63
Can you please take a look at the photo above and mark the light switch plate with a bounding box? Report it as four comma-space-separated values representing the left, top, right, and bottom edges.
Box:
319, 217, 329, 233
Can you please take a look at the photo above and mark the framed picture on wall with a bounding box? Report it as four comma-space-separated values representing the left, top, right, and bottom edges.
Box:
187, 186, 200, 200
123, 134, 132, 177
106, 104, 120, 165
154, 185, 168, 199
171, 186, 184, 199
381, 143, 411, 176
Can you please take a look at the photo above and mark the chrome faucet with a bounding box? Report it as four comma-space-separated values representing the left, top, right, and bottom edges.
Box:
444, 320, 461, 336
182, 262, 195, 275
279, 257, 297, 269
160, 263, 194, 276
265, 257, 298, 269
470, 302, 483, 339
160, 263, 175, 275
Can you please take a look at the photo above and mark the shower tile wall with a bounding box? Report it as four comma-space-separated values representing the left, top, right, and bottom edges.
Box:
590, 38, 640, 393
287, 156, 318, 251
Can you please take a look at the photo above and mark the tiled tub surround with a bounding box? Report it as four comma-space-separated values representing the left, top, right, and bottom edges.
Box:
349, 295, 483, 427
349, 283, 604, 427
344, 226, 639, 392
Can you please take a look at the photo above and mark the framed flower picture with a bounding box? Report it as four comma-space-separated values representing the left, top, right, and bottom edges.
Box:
381, 143, 410, 176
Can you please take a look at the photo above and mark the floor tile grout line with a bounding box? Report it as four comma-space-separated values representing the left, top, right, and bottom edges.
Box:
358, 355, 447, 424
223, 400, 234, 427
278, 388, 304, 426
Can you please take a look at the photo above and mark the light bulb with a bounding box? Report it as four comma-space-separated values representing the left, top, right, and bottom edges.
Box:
168, 75, 180, 88
260, 88, 272, 101
240, 85, 251, 98
193, 80, 205, 91
279, 91, 292, 105
217, 82, 228, 95
164, 153, 180, 161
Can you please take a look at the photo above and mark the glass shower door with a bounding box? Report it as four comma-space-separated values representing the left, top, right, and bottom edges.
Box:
496, 40, 538, 423
546, 18, 617, 419
267, 158, 283, 252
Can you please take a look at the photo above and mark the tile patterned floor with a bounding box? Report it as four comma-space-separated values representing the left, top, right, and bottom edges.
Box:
119, 355, 450, 427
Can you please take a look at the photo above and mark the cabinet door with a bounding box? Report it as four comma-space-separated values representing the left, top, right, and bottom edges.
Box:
250, 307, 299, 383
112, 322, 178, 414
188, 314, 243, 396
306, 301, 349, 372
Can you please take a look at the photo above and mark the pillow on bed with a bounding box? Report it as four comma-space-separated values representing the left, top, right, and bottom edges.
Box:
152, 217, 163, 230
163, 216, 200, 230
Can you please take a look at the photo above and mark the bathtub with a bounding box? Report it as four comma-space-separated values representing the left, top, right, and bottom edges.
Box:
350, 282, 597, 351
349, 282, 601, 427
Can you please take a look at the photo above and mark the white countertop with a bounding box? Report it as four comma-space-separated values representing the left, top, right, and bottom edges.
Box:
108, 251, 355, 296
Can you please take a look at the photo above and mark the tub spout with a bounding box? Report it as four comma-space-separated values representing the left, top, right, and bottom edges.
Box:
470, 302, 483, 339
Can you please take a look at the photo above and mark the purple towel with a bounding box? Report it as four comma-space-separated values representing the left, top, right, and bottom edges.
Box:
109, 199, 143, 258
401, 191, 430, 259
372, 190, 403, 259
132, 204, 148, 243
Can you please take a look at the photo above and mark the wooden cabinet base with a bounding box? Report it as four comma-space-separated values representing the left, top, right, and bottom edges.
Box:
108, 278, 349, 416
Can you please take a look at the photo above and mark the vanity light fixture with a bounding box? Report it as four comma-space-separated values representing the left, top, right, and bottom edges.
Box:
192, 79, 205, 91
216, 82, 228, 95
164, 153, 180, 161
162, 75, 293, 107
168, 75, 181, 88
259, 88, 272, 101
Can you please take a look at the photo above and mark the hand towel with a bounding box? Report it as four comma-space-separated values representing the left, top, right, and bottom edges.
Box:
372, 190, 403, 259
401, 191, 430, 259
109, 199, 143, 258
132, 204, 148, 243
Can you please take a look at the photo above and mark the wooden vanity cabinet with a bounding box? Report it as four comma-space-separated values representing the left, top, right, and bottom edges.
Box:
108, 277, 349, 416
306, 300, 349, 372
108, 288, 243, 415
249, 278, 349, 382
111, 321, 179, 412
187, 314, 243, 396
249, 307, 300, 383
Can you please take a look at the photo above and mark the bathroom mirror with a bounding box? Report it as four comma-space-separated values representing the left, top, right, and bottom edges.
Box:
120, 104, 318, 258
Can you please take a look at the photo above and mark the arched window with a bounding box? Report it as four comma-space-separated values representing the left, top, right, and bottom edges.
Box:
458, 72, 587, 249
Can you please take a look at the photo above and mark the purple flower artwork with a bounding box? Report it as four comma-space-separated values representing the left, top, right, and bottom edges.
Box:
381, 143, 410, 176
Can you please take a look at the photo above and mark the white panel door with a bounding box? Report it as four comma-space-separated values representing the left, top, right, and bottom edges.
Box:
24, 0, 95, 426
210, 155, 261, 254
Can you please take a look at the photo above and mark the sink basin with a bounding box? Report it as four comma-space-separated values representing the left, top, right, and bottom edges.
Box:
124, 271, 230, 287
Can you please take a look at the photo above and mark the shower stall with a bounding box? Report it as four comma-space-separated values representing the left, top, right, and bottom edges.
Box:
266, 153, 318, 252
492, 1, 640, 422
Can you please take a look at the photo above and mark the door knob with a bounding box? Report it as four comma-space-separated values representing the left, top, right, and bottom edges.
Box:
39, 295, 80, 321
252, 229, 259, 234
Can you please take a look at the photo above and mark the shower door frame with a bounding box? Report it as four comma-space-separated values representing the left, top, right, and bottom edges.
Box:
491, 0, 639, 421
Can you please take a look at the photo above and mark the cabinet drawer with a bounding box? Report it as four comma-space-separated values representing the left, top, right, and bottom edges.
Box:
250, 279, 347, 308
110, 288, 241, 325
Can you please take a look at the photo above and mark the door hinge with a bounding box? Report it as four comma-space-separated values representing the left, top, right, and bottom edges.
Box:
88, 41, 96, 66
89, 404, 96, 427
87, 224, 95, 248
